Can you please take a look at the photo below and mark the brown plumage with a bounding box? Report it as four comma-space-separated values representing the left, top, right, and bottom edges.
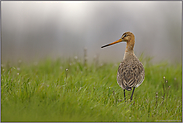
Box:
101, 32, 145, 101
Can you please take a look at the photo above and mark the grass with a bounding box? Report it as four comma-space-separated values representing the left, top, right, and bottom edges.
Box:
1, 56, 182, 122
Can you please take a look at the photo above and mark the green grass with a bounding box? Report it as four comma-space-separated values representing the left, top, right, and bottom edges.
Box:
1, 57, 182, 122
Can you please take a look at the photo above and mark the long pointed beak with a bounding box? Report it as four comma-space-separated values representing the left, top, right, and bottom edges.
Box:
101, 38, 123, 48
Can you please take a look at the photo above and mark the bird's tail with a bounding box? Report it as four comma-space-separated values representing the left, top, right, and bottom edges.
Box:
125, 86, 132, 91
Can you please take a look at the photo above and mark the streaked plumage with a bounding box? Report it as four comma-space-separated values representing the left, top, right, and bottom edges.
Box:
101, 32, 145, 101
117, 53, 144, 91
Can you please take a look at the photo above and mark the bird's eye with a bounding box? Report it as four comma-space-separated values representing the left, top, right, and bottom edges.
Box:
124, 34, 127, 37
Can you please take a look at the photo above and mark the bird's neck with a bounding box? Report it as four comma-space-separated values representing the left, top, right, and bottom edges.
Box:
123, 40, 135, 59
125, 39, 135, 52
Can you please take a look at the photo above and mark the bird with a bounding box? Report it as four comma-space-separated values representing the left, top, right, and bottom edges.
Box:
101, 32, 145, 101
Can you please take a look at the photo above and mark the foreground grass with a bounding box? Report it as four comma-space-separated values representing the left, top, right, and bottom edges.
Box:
1, 57, 182, 122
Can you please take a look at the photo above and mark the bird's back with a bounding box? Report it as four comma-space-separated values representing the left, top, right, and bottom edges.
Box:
117, 54, 145, 91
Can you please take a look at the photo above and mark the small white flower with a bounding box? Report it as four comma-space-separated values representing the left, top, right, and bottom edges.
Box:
74, 56, 78, 60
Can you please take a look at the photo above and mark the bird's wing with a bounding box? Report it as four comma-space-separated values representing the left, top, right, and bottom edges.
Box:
117, 59, 144, 91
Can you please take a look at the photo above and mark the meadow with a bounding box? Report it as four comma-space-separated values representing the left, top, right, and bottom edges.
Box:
1, 56, 182, 122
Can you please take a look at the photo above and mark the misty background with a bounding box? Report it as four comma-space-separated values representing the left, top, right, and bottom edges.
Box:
2, 1, 182, 64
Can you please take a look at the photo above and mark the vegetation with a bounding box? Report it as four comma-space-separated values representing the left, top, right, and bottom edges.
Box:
1, 56, 182, 122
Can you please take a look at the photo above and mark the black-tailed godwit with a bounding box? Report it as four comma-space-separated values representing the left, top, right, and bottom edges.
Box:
101, 32, 145, 101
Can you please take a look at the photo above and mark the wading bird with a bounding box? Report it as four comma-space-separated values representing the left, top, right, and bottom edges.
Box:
101, 32, 145, 101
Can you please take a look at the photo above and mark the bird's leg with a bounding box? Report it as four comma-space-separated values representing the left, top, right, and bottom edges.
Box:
124, 89, 126, 101
130, 87, 135, 101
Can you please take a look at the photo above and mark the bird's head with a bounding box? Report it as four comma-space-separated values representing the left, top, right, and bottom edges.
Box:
101, 32, 135, 48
